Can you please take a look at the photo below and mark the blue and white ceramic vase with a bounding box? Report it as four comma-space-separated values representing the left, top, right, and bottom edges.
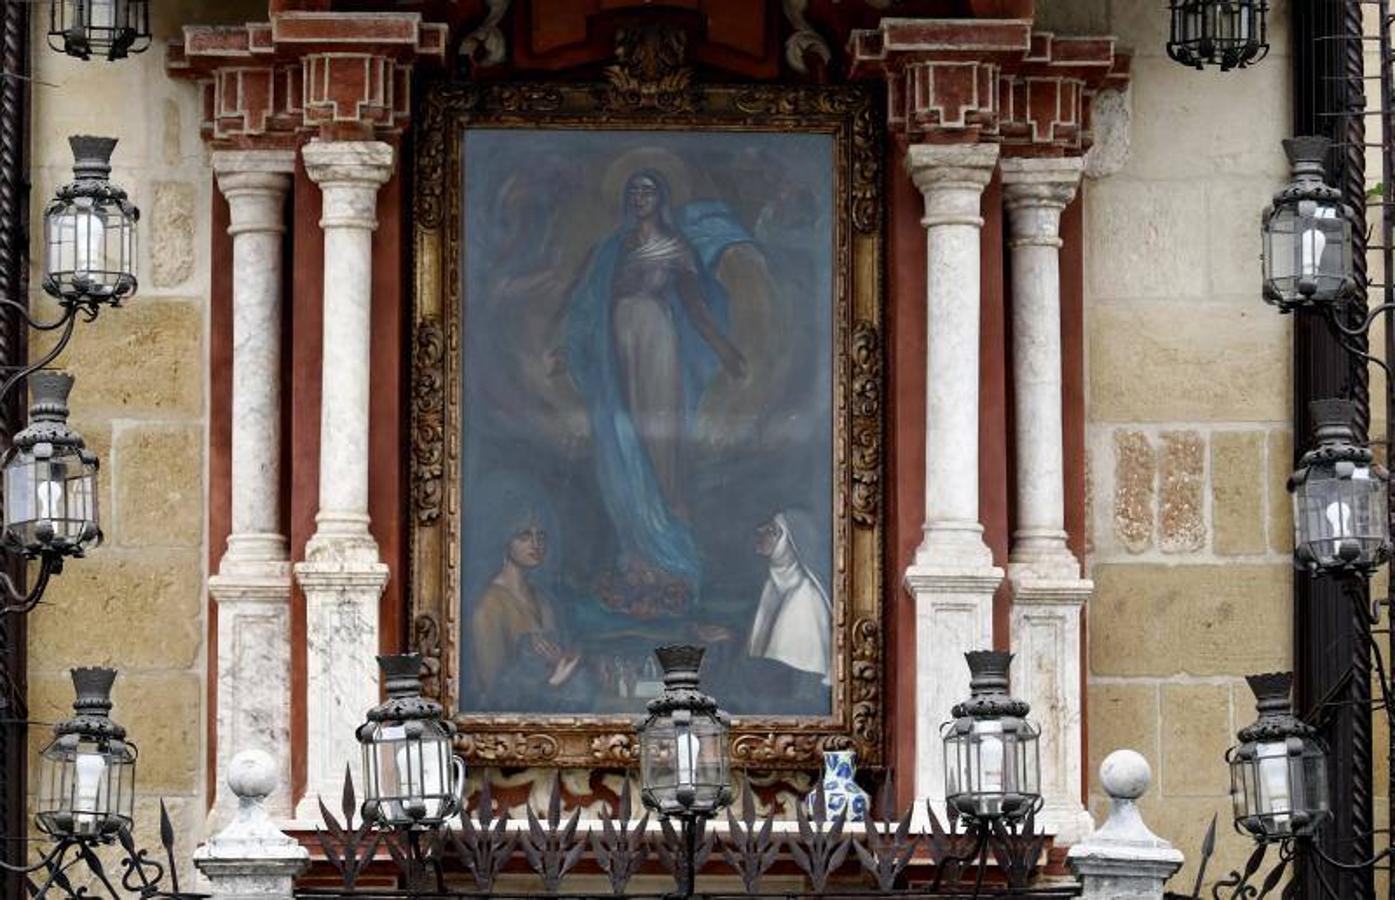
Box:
806, 750, 870, 822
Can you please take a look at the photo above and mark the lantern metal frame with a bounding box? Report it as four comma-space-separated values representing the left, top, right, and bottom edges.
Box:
1262, 136, 1356, 311
1227, 673, 1331, 843
1287, 398, 1391, 575
941, 650, 1043, 826
0, 134, 135, 618
355, 653, 465, 833
33, 667, 134, 841
47, 0, 151, 62
0, 667, 202, 898
636, 644, 733, 898
1166, 0, 1269, 71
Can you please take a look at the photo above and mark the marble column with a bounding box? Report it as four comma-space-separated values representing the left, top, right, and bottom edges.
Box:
901, 142, 1004, 807
207, 149, 296, 823
292, 140, 393, 822
1001, 155, 1093, 841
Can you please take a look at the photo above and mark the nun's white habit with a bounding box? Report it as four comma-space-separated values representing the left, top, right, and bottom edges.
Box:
747, 512, 833, 681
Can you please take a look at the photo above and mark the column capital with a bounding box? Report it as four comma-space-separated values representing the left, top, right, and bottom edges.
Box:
1001, 156, 1084, 199
906, 143, 1000, 229
302, 139, 394, 187
906, 142, 1001, 191
212, 149, 297, 178
213, 151, 295, 237
1001, 157, 1081, 249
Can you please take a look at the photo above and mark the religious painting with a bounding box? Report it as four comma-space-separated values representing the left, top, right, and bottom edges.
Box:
409, 68, 885, 771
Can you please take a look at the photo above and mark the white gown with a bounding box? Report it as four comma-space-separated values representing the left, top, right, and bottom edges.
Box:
746, 512, 833, 682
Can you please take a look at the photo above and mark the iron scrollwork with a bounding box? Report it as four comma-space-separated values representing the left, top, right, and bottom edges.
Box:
1, 800, 203, 899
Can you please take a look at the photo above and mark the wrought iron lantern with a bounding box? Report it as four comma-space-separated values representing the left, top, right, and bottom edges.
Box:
34, 667, 136, 840
1229, 672, 1329, 842
942, 650, 1042, 822
43, 135, 138, 309
2, 370, 100, 560
48, 0, 151, 61
356, 653, 464, 829
1262, 136, 1355, 311
1288, 398, 1390, 575
637, 644, 732, 819
1166, 0, 1268, 71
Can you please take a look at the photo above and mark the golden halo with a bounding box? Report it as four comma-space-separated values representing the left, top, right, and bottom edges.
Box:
600, 146, 693, 212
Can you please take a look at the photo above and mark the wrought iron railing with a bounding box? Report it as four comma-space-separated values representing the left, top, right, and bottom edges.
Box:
296, 773, 1067, 899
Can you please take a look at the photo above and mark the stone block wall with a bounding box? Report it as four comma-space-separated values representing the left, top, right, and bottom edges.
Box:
1037, 0, 1296, 887
21, 0, 260, 871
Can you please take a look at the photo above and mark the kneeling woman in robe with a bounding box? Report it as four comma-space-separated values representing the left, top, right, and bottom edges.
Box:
468, 492, 589, 712
746, 510, 833, 712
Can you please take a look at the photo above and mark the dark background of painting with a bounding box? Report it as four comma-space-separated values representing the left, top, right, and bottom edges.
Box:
459, 128, 835, 717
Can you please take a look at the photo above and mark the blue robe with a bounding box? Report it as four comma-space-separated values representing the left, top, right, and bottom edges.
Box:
565, 201, 752, 593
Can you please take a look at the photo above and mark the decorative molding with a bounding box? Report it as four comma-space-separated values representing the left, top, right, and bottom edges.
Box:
782, 0, 832, 75
849, 321, 882, 528
847, 19, 1131, 148
602, 25, 697, 114
166, 11, 447, 144
459, 0, 512, 69
409, 75, 886, 772
411, 316, 445, 525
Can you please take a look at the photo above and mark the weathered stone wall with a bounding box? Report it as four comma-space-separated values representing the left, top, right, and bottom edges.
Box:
1037, 0, 1295, 886
23, 0, 259, 866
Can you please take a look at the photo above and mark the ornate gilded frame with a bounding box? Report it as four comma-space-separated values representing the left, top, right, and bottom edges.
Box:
408, 34, 885, 771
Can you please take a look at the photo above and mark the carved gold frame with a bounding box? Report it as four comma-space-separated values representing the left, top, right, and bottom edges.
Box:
408, 61, 885, 771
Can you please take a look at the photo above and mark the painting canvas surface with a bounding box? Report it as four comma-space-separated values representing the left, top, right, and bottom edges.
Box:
459, 128, 835, 718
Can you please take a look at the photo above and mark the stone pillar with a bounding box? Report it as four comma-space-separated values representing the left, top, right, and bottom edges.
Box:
1068, 750, 1184, 900
195, 749, 309, 900
208, 150, 296, 823
1001, 155, 1094, 841
292, 140, 393, 821
902, 142, 1004, 806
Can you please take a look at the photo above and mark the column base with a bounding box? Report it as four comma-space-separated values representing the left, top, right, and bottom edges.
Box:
915, 521, 997, 570
1009, 571, 1093, 847
1007, 532, 1081, 581
304, 514, 379, 565
222, 532, 290, 571
292, 558, 388, 823
904, 561, 1003, 806
207, 562, 294, 828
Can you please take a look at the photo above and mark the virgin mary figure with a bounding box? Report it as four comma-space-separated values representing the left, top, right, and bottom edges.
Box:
565, 168, 752, 603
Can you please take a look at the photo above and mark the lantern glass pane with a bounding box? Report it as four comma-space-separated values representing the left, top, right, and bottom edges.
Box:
943, 717, 1041, 820
48, 0, 151, 60
639, 715, 729, 814
1168, 0, 1267, 69
35, 736, 136, 839
43, 194, 136, 304
360, 720, 457, 826
3, 446, 100, 556
1265, 201, 1352, 305
1230, 739, 1331, 839
1293, 462, 1390, 570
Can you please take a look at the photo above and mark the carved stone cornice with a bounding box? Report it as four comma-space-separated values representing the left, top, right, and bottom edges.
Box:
847, 18, 1131, 151
166, 12, 447, 146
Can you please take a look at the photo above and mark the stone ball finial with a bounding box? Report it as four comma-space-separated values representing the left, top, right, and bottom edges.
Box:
1099, 748, 1151, 800
227, 748, 278, 802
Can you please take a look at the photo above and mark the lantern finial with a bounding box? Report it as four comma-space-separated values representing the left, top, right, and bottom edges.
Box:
655, 644, 704, 686
68, 136, 116, 181
1283, 136, 1330, 178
